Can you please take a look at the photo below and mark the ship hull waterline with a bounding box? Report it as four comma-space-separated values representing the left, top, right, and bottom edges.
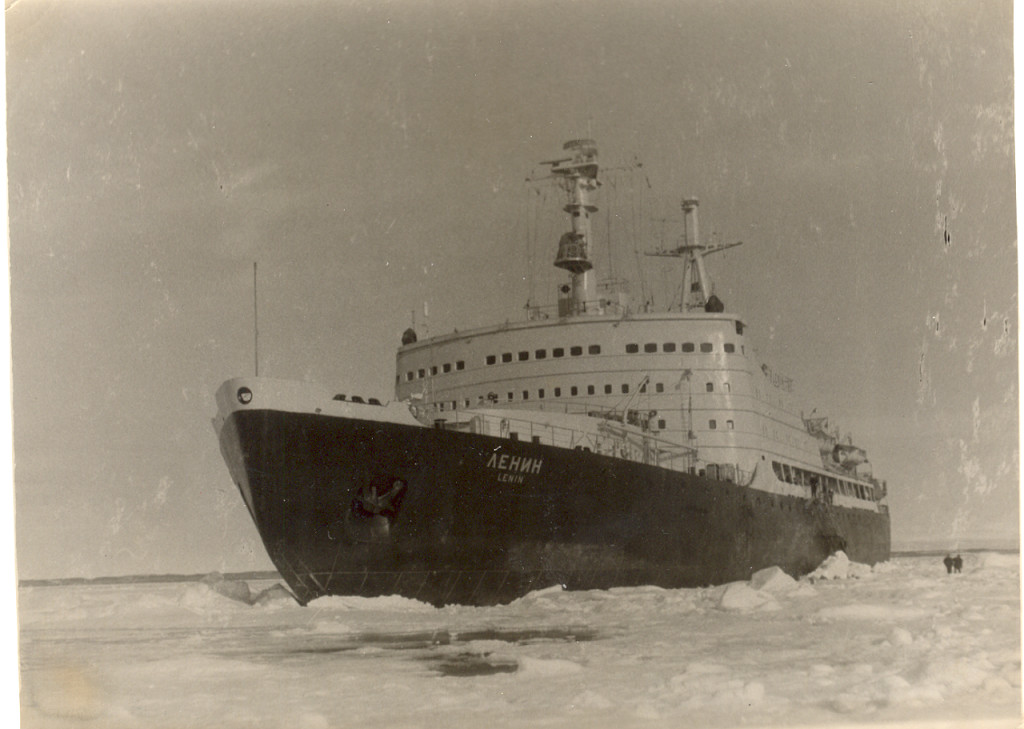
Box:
218, 408, 891, 607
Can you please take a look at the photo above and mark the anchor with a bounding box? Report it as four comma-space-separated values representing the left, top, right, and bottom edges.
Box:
345, 477, 407, 543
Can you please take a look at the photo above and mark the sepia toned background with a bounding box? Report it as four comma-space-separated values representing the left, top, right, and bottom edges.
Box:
6, 0, 1017, 585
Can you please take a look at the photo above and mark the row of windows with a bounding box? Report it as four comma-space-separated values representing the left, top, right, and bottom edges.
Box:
428, 376, 732, 408
405, 360, 466, 382
772, 461, 873, 501
484, 342, 740, 365
486, 344, 599, 365
626, 342, 739, 354
404, 341, 743, 382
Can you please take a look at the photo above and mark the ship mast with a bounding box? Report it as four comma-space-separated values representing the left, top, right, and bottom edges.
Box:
645, 197, 741, 312
544, 139, 601, 318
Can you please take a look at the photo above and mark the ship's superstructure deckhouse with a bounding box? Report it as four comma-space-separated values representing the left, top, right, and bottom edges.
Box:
393, 140, 885, 512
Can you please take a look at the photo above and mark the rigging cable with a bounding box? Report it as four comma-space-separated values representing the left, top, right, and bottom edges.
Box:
631, 166, 651, 310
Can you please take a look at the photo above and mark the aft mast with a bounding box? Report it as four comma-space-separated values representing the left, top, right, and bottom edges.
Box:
646, 198, 742, 312
545, 139, 601, 318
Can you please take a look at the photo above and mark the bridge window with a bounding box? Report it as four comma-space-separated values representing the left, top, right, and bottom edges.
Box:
502, 353, 513, 363
443, 363, 451, 373
457, 360, 465, 370
486, 355, 496, 365
663, 342, 677, 352
535, 349, 547, 359
682, 343, 695, 352
724, 343, 736, 353
587, 385, 595, 395
656, 383, 665, 393
726, 420, 734, 429
709, 419, 717, 429
538, 389, 545, 398
626, 343, 639, 353
700, 343, 713, 353
588, 344, 601, 355
518, 351, 529, 361
554, 387, 561, 397
430, 366, 438, 375
621, 384, 629, 394
644, 343, 657, 353
604, 384, 612, 394
418, 369, 425, 378
706, 382, 714, 392
406, 372, 414, 381
735, 321, 744, 335
553, 348, 565, 358
522, 390, 529, 400
658, 419, 666, 429
571, 386, 578, 396
570, 346, 583, 356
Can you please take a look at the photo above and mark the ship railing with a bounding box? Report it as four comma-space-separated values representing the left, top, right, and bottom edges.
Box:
704, 462, 755, 487
525, 297, 634, 321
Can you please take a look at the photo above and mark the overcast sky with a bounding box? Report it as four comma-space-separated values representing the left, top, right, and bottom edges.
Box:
7, 0, 1017, 579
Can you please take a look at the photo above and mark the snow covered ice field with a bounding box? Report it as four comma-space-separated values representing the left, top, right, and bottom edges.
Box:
17, 552, 1020, 729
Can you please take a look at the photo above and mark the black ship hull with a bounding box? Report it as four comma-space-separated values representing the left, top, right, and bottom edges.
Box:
219, 407, 891, 606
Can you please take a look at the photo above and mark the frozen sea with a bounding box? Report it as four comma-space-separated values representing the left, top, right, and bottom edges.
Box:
17, 552, 1021, 729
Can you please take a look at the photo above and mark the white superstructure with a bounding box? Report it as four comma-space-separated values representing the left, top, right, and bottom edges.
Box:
393, 140, 885, 511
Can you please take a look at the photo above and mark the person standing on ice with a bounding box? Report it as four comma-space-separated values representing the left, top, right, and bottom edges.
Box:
953, 554, 963, 573
943, 554, 954, 574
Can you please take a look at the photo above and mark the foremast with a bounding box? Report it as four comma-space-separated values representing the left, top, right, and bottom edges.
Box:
545, 139, 601, 318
